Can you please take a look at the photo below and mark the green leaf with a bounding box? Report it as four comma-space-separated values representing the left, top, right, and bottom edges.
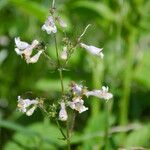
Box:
81, 113, 107, 150
0, 119, 63, 148
125, 123, 150, 148
9, 0, 48, 22
70, 1, 117, 22
0, 119, 38, 136
0, 0, 9, 10
134, 51, 150, 89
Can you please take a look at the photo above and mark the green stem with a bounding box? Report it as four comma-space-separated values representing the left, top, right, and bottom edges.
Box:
119, 30, 136, 144
103, 102, 110, 150
120, 31, 135, 125
54, 35, 64, 94
91, 57, 104, 117
66, 121, 71, 150
56, 119, 67, 140
54, 34, 71, 150
59, 69, 64, 94
54, 35, 60, 66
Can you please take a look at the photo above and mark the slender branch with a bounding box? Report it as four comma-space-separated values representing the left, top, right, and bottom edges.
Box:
66, 121, 71, 150
58, 69, 64, 94
119, 30, 136, 144
43, 51, 56, 66
54, 35, 61, 66
52, 0, 55, 8
56, 119, 67, 140
64, 24, 91, 65
54, 35, 64, 94
70, 111, 76, 137
54, 34, 71, 150
104, 103, 109, 150
78, 24, 91, 41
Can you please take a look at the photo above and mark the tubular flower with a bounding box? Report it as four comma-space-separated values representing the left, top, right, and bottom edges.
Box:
26, 106, 37, 116
85, 86, 113, 100
60, 46, 68, 60
56, 17, 67, 28
42, 16, 57, 34
71, 82, 83, 96
68, 97, 88, 113
59, 101, 68, 121
80, 43, 104, 58
26, 50, 43, 63
17, 96, 38, 116
14, 37, 42, 63
15, 37, 29, 51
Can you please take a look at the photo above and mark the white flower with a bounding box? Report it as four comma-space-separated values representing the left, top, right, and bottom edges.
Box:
59, 102, 68, 121
26, 106, 37, 116
85, 86, 113, 100
26, 50, 43, 64
57, 17, 67, 28
42, 16, 57, 34
60, 46, 68, 60
80, 43, 104, 58
14, 37, 42, 63
68, 97, 88, 113
17, 96, 38, 116
15, 37, 29, 50
15, 38, 39, 57
71, 83, 83, 96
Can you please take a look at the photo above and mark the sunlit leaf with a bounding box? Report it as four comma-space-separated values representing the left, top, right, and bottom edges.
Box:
70, 1, 117, 22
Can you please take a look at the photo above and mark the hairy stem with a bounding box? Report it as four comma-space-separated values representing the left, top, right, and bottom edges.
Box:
66, 120, 71, 150
56, 119, 67, 140
54, 34, 71, 150
54, 35, 64, 94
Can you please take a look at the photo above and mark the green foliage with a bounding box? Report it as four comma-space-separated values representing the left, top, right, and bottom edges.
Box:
71, 1, 117, 22
125, 124, 150, 148
10, 0, 47, 22
1, 120, 65, 149
134, 51, 150, 89
0, 0, 150, 149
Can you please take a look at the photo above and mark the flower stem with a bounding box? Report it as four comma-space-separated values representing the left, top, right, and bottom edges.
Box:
120, 31, 135, 125
56, 119, 67, 140
119, 30, 136, 143
66, 120, 71, 150
54, 35, 64, 94
54, 34, 71, 150
91, 57, 104, 117
103, 102, 110, 150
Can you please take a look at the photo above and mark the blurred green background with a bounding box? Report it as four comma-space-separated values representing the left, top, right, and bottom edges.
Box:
0, 0, 150, 149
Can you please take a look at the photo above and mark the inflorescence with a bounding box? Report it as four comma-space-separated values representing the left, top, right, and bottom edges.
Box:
15, 2, 113, 122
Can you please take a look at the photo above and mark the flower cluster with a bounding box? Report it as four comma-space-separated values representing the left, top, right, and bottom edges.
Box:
14, 37, 43, 63
58, 82, 113, 121
86, 86, 113, 101
15, 2, 113, 125
17, 96, 39, 116
42, 16, 57, 34
41, 14, 67, 34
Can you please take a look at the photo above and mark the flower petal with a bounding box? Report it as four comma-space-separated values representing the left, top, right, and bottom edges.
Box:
59, 102, 68, 121
15, 37, 29, 50
26, 106, 37, 116
26, 50, 43, 63
80, 43, 103, 58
